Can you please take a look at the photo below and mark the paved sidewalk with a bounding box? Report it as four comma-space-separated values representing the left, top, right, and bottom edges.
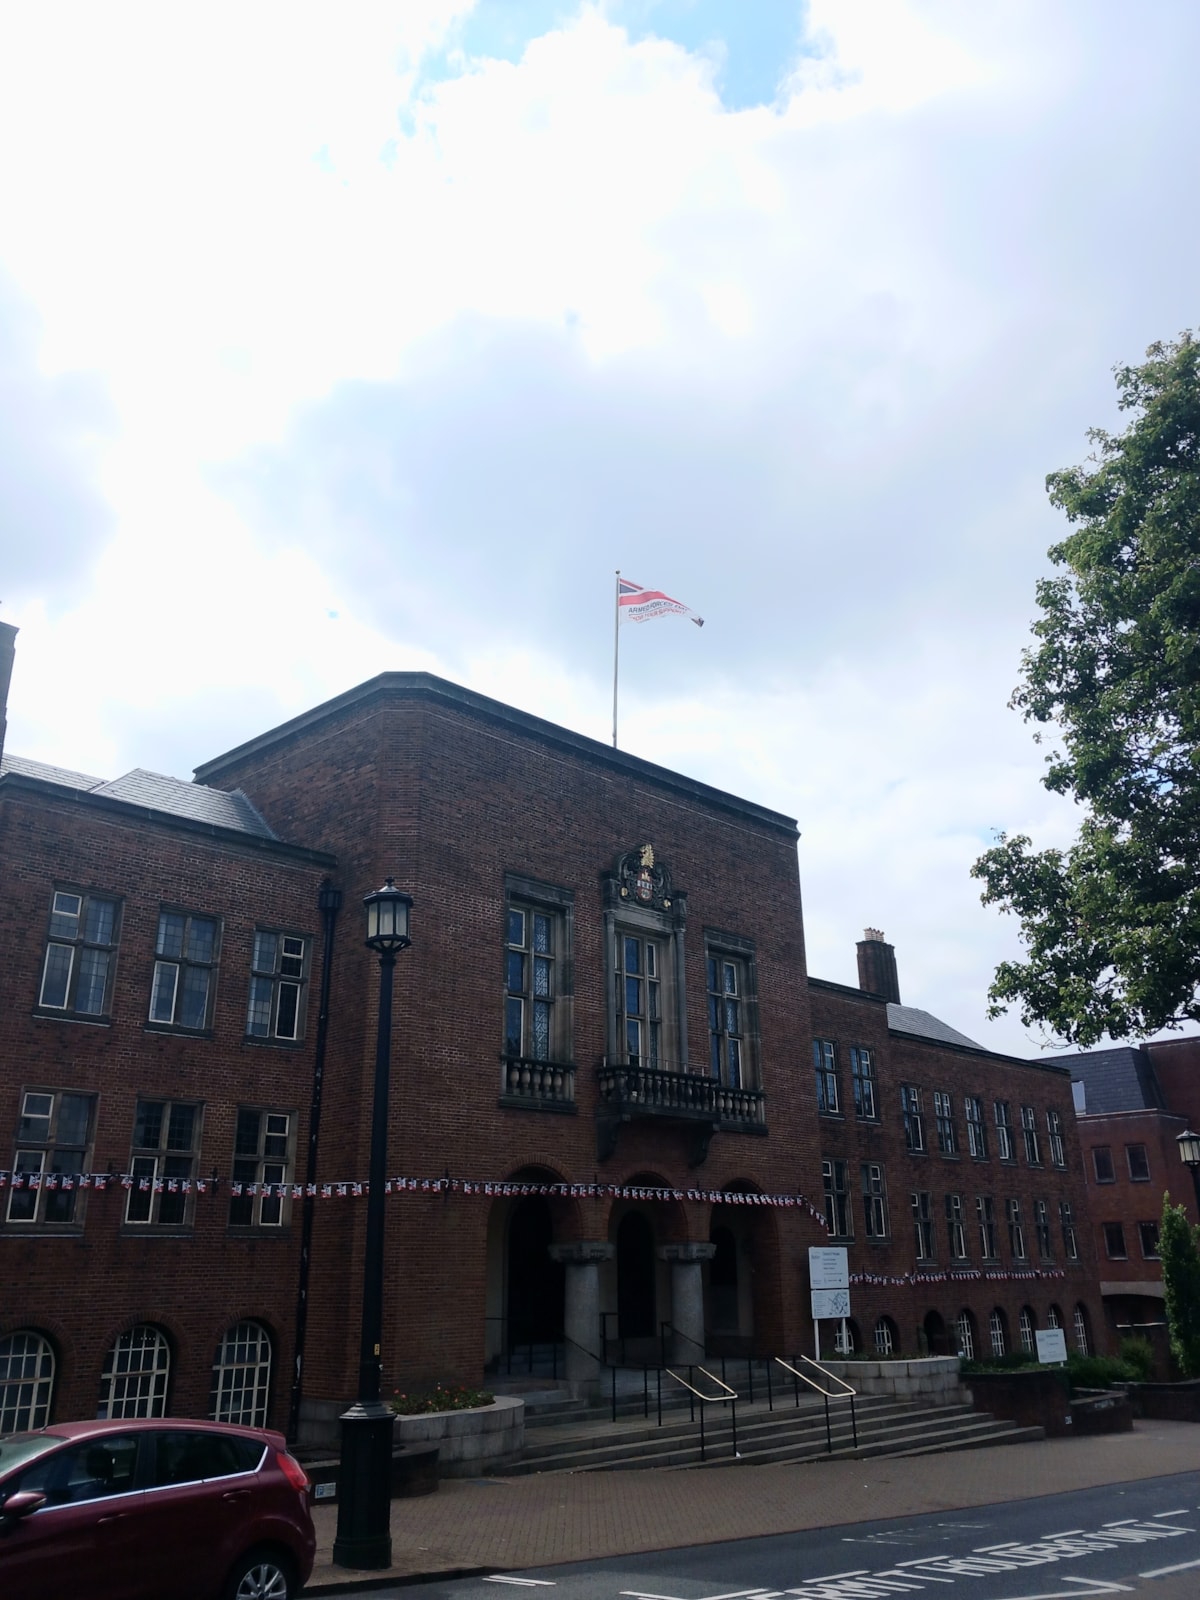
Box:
306, 1420, 1200, 1591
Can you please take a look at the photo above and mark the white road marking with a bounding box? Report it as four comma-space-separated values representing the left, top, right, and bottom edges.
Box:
1139, 1555, 1200, 1577
483, 1577, 557, 1586
1152, 1508, 1190, 1517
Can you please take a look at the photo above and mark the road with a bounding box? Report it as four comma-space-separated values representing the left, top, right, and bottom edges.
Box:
313, 1472, 1200, 1600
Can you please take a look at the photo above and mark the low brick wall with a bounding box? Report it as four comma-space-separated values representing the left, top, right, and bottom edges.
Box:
1128, 1380, 1200, 1422
394, 1395, 525, 1477
1071, 1390, 1133, 1434
964, 1369, 1071, 1436
821, 1357, 968, 1404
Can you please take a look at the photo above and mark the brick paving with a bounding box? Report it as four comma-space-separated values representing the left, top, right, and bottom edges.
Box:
306, 1420, 1200, 1591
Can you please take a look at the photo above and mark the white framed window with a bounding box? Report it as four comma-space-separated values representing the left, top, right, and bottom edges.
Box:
822, 1158, 853, 1238
833, 1320, 856, 1354
246, 931, 308, 1041
1035, 1198, 1053, 1259
989, 1308, 1007, 1358
1140, 1220, 1161, 1259
617, 932, 663, 1067
934, 1091, 956, 1154
1092, 1145, 1115, 1183
1073, 1303, 1090, 1355
98, 1325, 170, 1418
965, 1096, 987, 1158
1126, 1143, 1150, 1182
945, 1193, 968, 1259
901, 1086, 924, 1151
851, 1047, 877, 1120
813, 1039, 839, 1114
912, 1190, 934, 1260
210, 1321, 272, 1427
0, 1330, 55, 1433
149, 909, 219, 1030
125, 1100, 201, 1227
1018, 1307, 1036, 1354
38, 889, 120, 1017
954, 1312, 975, 1360
994, 1101, 1015, 1161
1059, 1200, 1079, 1260
1046, 1109, 1066, 1167
1006, 1197, 1027, 1260
229, 1108, 292, 1227
976, 1194, 998, 1259
873, 1317, 896, 1356
862, 1162, 889, 1237
1021, 1105, 1041, 1165
1047, 1304, 1063, 1330
707, 953, 748, 1087
505, 905, 557, 1061
1103, 1221, 1127, 1259
6, 1090, 95, 1226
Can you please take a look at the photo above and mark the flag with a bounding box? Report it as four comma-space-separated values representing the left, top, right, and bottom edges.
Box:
618, 578, 704, 627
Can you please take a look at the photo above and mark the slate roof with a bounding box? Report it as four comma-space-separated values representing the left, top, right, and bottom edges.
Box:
1065, 1045, 1164, 1114
887, 1003, 982, 1051
1, 754, 278, 841
0, 752, 105, 790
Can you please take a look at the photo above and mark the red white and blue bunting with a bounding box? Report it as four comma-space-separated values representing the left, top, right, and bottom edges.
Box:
851, 1265, 1066, 1286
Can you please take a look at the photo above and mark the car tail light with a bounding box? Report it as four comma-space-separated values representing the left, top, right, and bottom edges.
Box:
277, 1451, 310, 1492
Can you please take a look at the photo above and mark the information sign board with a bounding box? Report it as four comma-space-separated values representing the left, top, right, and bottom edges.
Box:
808, 1246, 849, 1290
1036, 1327, 1068, 1364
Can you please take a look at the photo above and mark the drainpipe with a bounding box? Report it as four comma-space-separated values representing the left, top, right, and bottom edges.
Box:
287, 878, 342, 1445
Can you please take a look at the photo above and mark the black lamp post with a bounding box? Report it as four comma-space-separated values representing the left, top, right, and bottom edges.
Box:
333, 879, 413, 1572
1177, 1130, 1200, 1218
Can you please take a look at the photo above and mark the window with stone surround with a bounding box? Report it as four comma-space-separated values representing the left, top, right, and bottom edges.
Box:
823, 1157, 853, 1238
851, 1047, 877, 1120
502, 877, 574, 1105
901, 1086, 924, 1151
149, 909, 219, 1031
814, 1039, 840, 1115
965, 1096, 987, 1159
862, 1162, 889, 1237
6, 1090, 96, 1227
37, 888, 120, 1018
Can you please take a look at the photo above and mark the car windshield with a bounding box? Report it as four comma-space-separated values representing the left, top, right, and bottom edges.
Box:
0, 1433, 68, 1479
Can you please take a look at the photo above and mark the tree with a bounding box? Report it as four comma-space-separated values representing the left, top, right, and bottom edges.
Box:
1159, 1195, 1200, 1378
972, 332, 1200, 1045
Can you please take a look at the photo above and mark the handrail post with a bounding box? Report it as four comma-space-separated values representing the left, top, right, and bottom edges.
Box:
767, 1358, 773, 1412
699, 1399, 706, 1462
657, 1367, 662, 1427
824, 1394, 831, 1454
611, 1363, 617, 1425
643, 1365, 649, 1419
850, 1394, 858, 1449
747, 1357, 753, 1405
731, 1398, 738, 1459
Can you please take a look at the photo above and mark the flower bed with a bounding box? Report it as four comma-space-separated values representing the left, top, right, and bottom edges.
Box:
391, 1383, 495, 1415
392, 1394, 524, 1478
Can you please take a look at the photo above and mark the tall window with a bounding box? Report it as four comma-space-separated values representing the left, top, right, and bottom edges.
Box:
976, 1194, 998, 1259
813, 1040, 840, 1114
1139, 1220, 1161, 1259
901, 1086, 924, 1151
873, 1318, 897, 1355
1060, 1199, 1079, 1260
98, 1325, 170, 1419
945, 1193, 968, 1259
125, 1100, 201, 1227
954, 1312, 975, 1359
506, 907, 556, 1061
6, 1090, 95, 1226
707, 955, 745, 1088
0, 1331, 55, 1433
1018, 1307, 1036, 1354
1074, 1304, 1090, 1355
1021, 1105, 1041, 1165
989, 1308, 1007, 1358
1126, 1143, 1150, 1182
911, 1191, 934, 1259
994, 1101, 1015, 1161
246, 931, 308, 1042
210, 1321, 272, 1428
1006, 1197, 1026, 1259
934, 1092, 957, 1155
229, 1109, 292, 1227
617, 933, 661, 1067
862, 1162, 889, 1237
38, 889, 120, 1017
1035, 1198, 1053, 1259
1046, 1109, 1066, 1167
1092, 1146, 1115, 1183
1103, 1222, 1127, 1259
965, 1096, 987, 1159
149, 910, 219, 1030
822, 1158, 853, 1238
851, 1047, 877, 1120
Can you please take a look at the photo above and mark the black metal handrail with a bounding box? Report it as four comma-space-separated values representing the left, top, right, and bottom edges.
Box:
659, 1319, 706, 1367
483, 1318, 565, 1379
663, 1364, 738, 1462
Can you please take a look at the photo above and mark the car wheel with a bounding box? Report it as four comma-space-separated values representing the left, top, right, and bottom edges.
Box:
223, 1549, 295, 1600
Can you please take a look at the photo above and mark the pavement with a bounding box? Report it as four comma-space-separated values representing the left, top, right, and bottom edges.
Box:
305, 1419, 1200, 1591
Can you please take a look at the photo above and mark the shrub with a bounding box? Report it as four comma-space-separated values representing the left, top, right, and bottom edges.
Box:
1117, 1336, 1155, 1382
1066, 1353, 1135, 1390
1160, 1195, 1200, 1377
389, 1382, 495, 1416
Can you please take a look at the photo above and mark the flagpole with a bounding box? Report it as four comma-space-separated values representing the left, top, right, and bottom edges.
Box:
612, 569, 621, 748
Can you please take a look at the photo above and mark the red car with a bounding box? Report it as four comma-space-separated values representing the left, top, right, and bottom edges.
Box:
0, 1417, 315, 1600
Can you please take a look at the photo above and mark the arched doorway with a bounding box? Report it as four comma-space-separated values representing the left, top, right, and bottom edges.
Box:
708, 1226, 738, 1335
507, 1197, 564, 1345
923, 1309, 949, 1355
617, 1211, 656, 1340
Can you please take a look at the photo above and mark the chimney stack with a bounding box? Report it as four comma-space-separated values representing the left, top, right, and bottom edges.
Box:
857, 927, 900, 1004
0, 621, 16, 770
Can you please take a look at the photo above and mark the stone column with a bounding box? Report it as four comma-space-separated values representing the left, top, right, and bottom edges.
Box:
659, 1242, 716, 1363
549, 1242, 613, 1387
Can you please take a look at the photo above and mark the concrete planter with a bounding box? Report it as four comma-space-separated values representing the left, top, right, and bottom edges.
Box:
393, 1394, 525, 1477
820, 1357, 967, 1405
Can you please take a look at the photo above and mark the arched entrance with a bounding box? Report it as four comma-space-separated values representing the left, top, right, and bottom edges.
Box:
507, 1196, 564, 1345
923, 1309, 949, 1355
617, 1211, 656, 1340
708, 1226, 738, 1335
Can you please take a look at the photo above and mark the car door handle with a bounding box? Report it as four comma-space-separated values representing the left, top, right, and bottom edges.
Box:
222, 1489, 251, 1503
97, 1513, 128, 1526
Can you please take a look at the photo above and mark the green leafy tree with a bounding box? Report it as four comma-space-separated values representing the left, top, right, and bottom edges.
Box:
972, 332, 1200, 1044
1159, 1195, 1200, 1378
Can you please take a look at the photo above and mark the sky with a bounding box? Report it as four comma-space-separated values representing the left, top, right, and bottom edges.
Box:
2, 0, 1198, 1060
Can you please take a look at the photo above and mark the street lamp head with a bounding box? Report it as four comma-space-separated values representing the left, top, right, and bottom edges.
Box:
1178, 1130, 1200, 1169
363, 879, 413, 954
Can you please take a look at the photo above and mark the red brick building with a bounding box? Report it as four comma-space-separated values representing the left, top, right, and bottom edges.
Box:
0, 625, 1105, 1443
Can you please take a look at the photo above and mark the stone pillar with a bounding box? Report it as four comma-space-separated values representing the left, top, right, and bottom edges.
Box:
549, 1241, 613, 1387
659, 1242, 716, 1363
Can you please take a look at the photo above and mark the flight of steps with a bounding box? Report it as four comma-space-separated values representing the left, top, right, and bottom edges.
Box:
503, 1370, 1043, 1474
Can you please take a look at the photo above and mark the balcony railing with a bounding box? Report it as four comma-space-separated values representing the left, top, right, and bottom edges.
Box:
500, 1056, 576, 1110
596, 1062, 766, 1129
